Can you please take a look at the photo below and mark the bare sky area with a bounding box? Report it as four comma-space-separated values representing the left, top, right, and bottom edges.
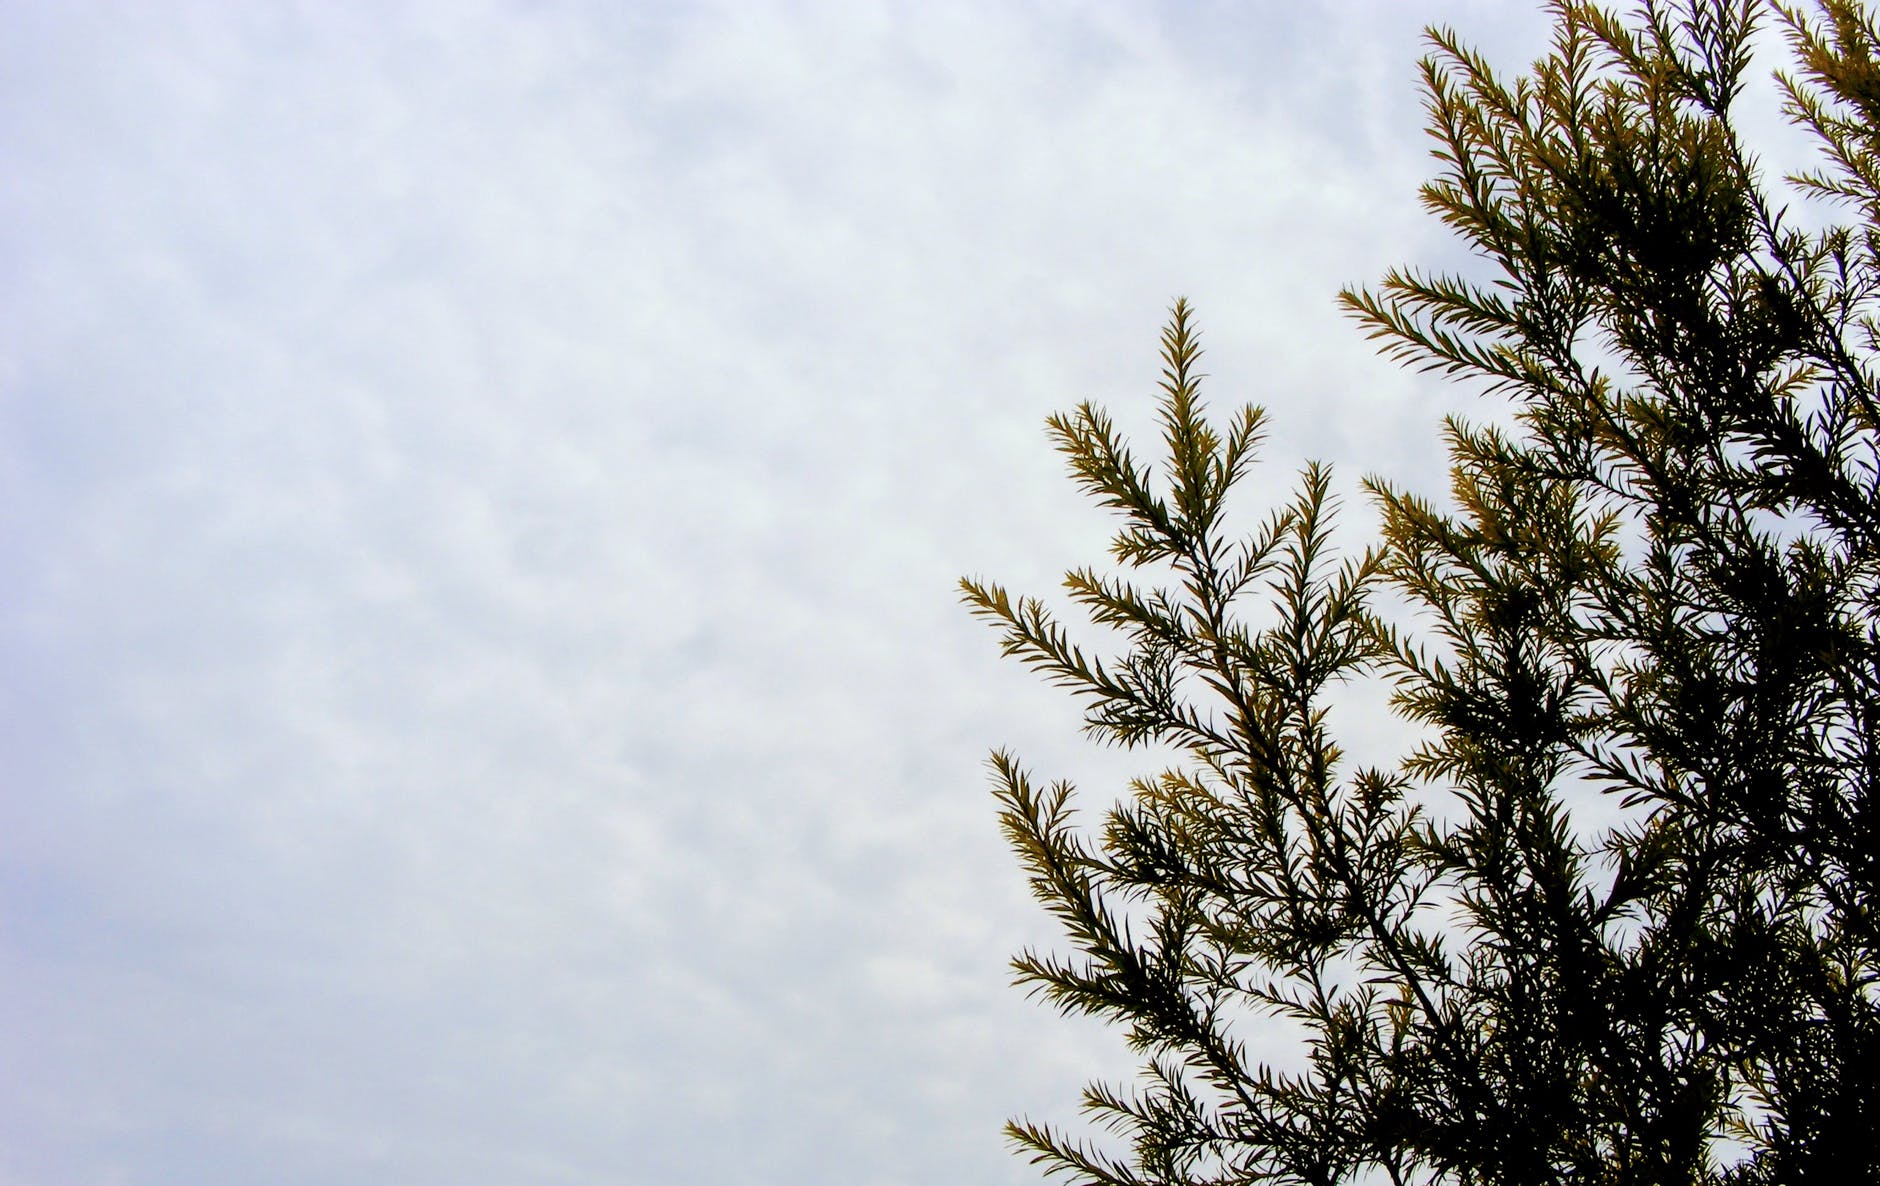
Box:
0, 3, 1596, 1183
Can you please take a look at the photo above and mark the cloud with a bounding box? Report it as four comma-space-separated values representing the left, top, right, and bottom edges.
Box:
0, 2, 1555, 1184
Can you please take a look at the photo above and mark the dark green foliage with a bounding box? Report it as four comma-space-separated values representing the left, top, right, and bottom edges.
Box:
963, 3, 1880, 1182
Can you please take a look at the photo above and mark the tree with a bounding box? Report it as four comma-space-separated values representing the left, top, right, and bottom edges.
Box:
962, 2, 1880, 1183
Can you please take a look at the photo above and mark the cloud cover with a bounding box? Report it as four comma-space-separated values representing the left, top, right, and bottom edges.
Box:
1, 2, 1549, 1183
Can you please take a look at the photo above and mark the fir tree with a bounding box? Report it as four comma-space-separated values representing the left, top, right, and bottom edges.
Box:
963, 3, 1880, 1182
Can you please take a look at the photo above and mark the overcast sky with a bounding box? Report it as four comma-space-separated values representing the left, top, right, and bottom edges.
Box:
0, 3, 1578, 1184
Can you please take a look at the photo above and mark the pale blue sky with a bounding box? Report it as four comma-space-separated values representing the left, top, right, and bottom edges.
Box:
0, 3, 1570, 1184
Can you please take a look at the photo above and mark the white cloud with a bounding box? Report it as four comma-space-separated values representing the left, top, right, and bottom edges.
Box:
0, 2, 1560, 1184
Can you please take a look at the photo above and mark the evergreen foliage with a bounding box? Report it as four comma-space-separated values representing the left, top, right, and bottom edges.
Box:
963, 2, 1880, 1182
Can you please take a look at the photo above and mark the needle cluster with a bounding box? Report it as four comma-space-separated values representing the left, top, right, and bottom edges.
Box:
964, 4, 1880, 1182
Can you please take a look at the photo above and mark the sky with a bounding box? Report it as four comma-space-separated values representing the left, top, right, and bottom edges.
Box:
0, 3, 1586, 1184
